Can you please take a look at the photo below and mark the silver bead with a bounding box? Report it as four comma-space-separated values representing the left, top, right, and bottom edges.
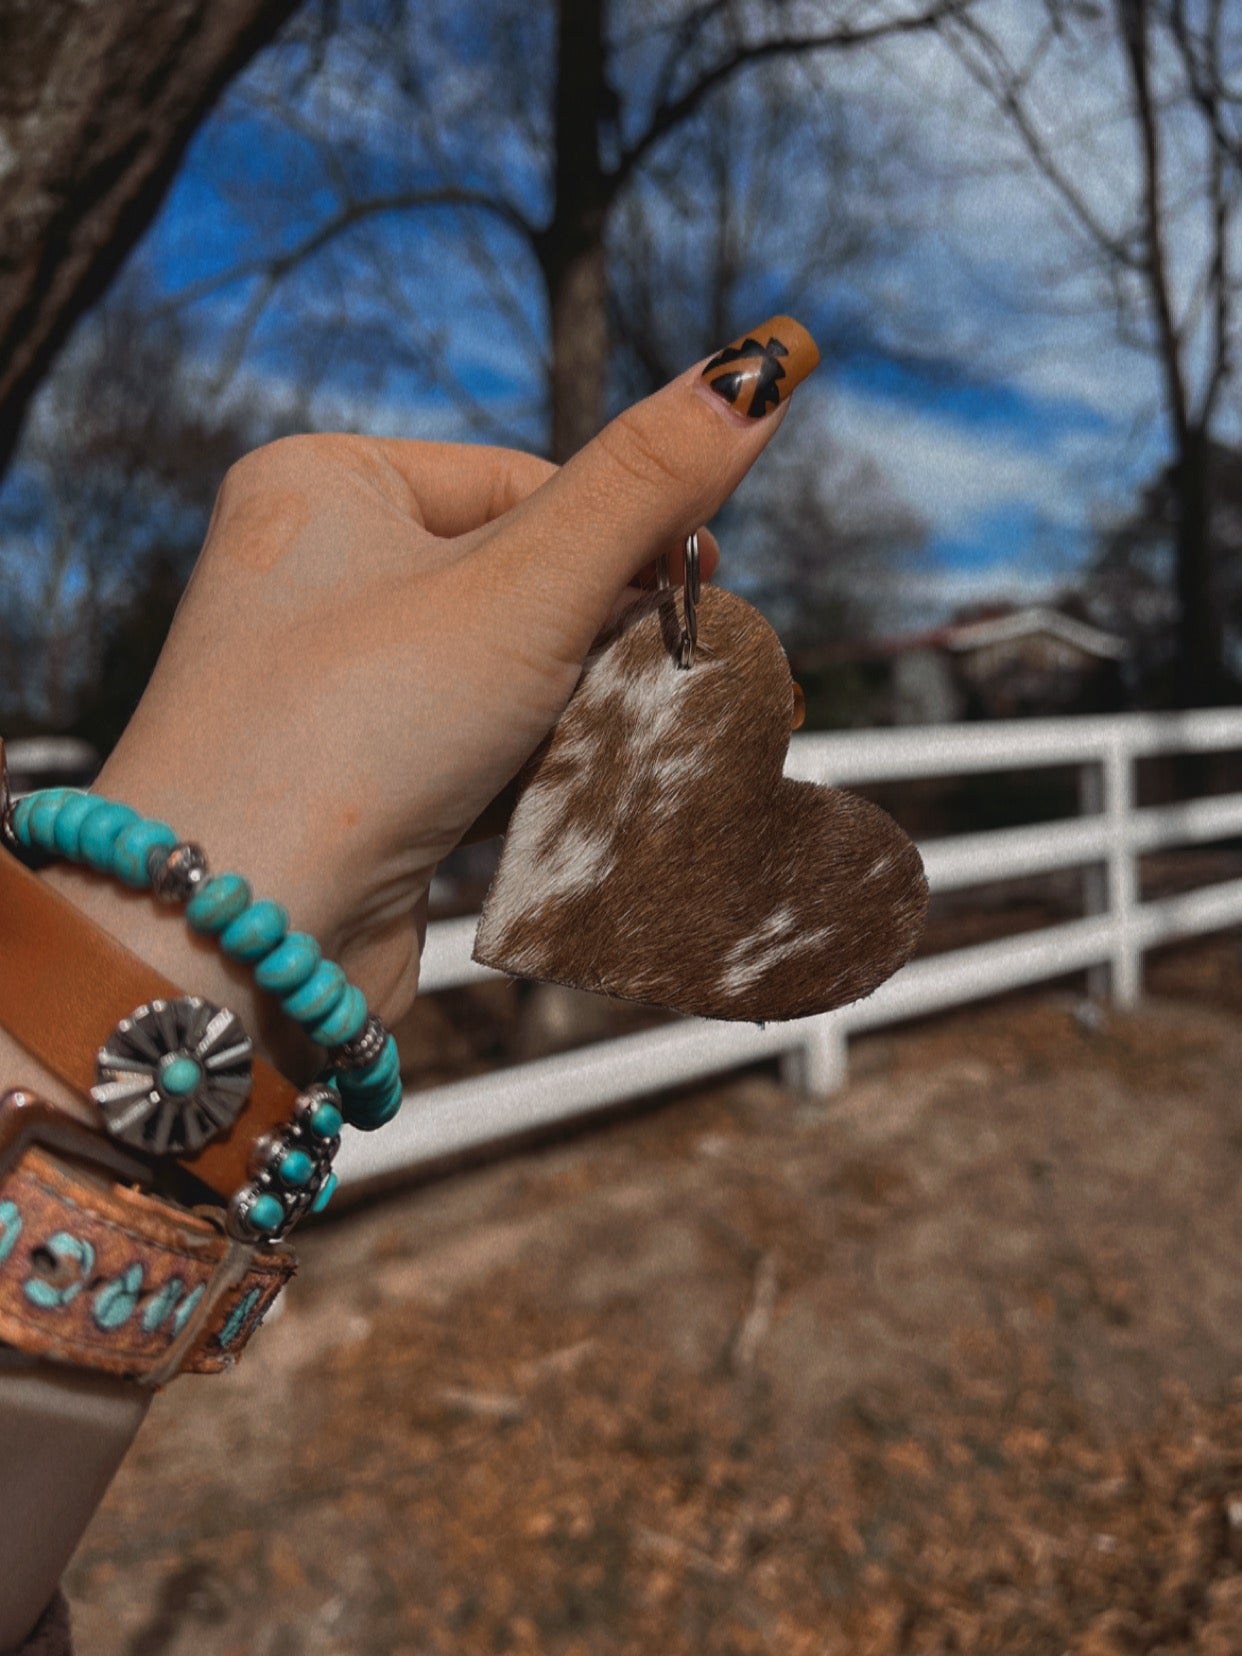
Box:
148, 841, 209, 903
333, 1013, 388, 1071
0, 745, 17, 853
247, 1131, 282, 1180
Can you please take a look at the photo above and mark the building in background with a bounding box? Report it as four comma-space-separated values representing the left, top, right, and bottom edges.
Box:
791, 605, 1128, 728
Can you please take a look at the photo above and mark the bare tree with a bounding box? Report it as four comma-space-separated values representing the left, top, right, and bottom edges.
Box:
0, 0, 305, 481
0, 280, 297, 742
942, 0, 1242, 707
167, 0, 980, 461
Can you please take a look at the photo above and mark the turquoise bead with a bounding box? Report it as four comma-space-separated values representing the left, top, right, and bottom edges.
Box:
339, 1034, 400, 1092
281, 960, 346, 1025
248, 1194, 286, 1235
187, 873, 251, 934
338, 1078, 399, 1118
14, 788, 69, 848
111, 818, 178, 888
307, 984, 368, 1048
78, 802, 140, 870
311, 1173, 338, 1214
307, 1100, 342, 1140
276, 1148, 314, 1189
254, 932, 321, 994
220, 898, 288, 963
343, 1078, 403, 1131
342, 1081, 403, 1123
160, 1055, 202, 1096
51, 791, 99, 859
28, 789, 74, 849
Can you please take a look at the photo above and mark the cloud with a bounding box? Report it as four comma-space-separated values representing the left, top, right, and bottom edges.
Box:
806, 378, 1129, 542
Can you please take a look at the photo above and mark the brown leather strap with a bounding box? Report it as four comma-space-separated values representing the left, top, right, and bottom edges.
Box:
0, 843, 301, 1200
0, 1140, 295, 1383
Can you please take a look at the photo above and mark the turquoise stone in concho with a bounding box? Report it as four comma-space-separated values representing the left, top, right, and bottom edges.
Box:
311, 1172, 339, 1213
248, 1194, 286, 1235
276, 1148, 314, 1188
220, 898, 288, 963
306, 1099, 343, 1140
160, 1055, 203, 1096
254, 932, 321, 994
186, 873, 251, 934
111, 818, 178, 888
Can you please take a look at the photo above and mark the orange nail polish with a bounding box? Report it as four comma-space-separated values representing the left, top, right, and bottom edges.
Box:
700, 316, 820, 419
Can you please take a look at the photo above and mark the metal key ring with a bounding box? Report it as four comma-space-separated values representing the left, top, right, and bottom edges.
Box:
655, 531, 701, 670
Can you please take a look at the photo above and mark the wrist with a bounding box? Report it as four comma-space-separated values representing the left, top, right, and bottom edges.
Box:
38, 860, 324, 1086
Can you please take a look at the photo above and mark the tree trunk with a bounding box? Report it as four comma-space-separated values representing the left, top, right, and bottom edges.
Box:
0, 0, 301, 482
1173, 428, 1220, 709
541, 0, 612, 462
547, 234, 609, 463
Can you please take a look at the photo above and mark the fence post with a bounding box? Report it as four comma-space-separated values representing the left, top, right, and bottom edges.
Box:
781, 1014, 849, 1095
1105, 733, 1140, 1007
1078, 756, 1110, 1001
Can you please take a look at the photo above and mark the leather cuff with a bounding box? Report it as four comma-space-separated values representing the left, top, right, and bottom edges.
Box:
0, 1090, 295, 1387
0, 805, 303, 1205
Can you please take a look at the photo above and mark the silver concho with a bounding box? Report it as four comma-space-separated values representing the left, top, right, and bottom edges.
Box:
92, 996, 253, 1156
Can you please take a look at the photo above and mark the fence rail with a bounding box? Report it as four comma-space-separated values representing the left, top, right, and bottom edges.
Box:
337, 710, 1242, 1190
10, 714, 1242, 1194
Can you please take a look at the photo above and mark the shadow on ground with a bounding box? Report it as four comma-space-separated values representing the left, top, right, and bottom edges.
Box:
65, 937, 1242, 1655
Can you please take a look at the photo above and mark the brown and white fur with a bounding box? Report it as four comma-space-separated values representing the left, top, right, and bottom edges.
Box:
473, 584, 928, 1024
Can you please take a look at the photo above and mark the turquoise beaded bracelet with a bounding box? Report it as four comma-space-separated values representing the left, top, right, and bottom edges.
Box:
4, 786, 406, 1241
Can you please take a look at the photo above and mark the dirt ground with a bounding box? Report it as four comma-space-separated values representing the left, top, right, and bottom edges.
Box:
62, 936, 1242, 1656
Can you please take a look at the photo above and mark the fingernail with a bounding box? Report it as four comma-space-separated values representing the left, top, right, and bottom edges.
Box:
791, 681, 806, 730
697, 316, 820, 421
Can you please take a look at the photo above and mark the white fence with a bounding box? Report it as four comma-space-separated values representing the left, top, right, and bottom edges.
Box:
11, 717, 1242, 1194
335, 710, 1242, 1191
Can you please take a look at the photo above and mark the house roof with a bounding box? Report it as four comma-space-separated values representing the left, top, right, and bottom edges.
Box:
790, 607, 1128, 669
940, 606, 1128, 660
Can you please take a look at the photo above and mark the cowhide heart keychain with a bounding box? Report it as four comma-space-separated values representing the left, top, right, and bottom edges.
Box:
472, 536, 928, 1024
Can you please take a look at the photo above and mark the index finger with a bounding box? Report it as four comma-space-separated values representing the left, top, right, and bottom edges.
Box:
373, 435, 719, 585
369, 439, 557, 537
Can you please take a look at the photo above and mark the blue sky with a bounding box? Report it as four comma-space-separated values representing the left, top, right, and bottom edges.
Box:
17, 0, 1210, 631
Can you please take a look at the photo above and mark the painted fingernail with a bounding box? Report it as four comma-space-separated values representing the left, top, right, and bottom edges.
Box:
791, 681, 806, 730
698, 316, 820, 420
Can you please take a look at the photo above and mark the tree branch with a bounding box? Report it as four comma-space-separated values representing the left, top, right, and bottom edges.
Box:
160, 187, 539, 314
613, 0, 980, 192
1168, 0, 1235, 424
943, 9, 1143, 271
1117, 0, 1190, 446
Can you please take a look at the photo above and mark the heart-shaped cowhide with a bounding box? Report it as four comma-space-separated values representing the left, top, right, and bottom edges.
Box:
472, 583, 928, 1023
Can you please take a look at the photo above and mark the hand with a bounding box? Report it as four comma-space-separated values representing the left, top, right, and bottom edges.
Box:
35, 317, 819, 1086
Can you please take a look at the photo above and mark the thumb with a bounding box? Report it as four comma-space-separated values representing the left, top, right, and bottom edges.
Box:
487, 315, 820, 647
